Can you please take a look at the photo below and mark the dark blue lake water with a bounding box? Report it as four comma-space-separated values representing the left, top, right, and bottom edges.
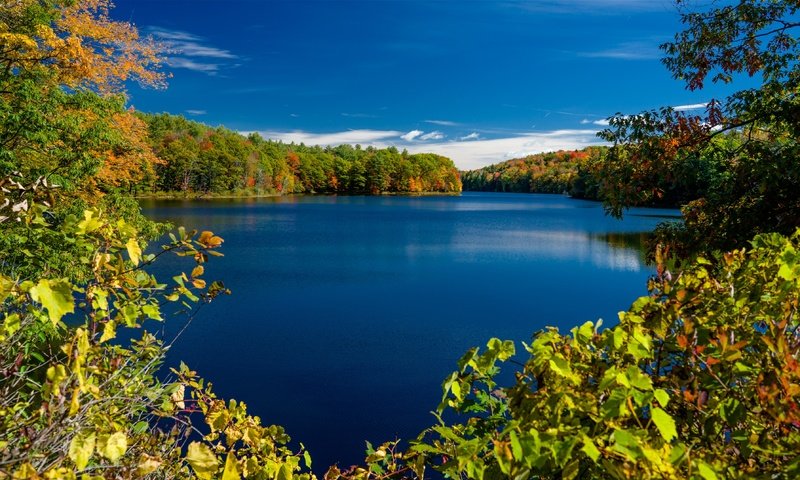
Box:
139, 192, 679, 472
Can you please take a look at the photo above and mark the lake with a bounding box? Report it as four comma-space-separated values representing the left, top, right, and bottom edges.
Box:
139, 192, 679, 472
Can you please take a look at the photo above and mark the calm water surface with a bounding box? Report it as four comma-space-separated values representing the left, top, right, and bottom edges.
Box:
140, 192, 679, 471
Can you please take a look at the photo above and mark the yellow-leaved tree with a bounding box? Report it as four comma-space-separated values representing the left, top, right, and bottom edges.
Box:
1, 2, 318, 479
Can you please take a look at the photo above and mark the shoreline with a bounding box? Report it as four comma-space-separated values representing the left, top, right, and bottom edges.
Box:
135, 191, 462, 200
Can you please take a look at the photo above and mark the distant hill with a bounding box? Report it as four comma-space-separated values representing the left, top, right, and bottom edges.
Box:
460, 146, 606, 200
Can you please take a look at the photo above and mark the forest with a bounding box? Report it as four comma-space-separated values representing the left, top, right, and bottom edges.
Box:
1, 0, 799, 479
460, 142, 727, 214
142, 114, 462, 196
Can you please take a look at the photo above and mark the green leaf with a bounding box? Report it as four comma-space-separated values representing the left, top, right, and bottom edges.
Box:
510, 430, 523, 459
651, 407, 677, 442
2, 313, 21, 337
562, 458, 580, 480
654, 389, 670, 407
69, 431, 96, 471
580, 437, 601, 462
185, 442, 218, 480
99, 431, 127, 462
222, 452, 240, 480
29, 279, 74, 326
696, 461, 719, 480
450, 379, 463, 401
548, 355, 580, 385
276, 463, 293, 480
613, 327, 626, 349
611, 429, 641, 460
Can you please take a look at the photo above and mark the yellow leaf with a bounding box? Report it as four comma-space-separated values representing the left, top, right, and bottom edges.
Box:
100, 320, 116, 344
222, 452, 241, 480
99, 431, 127, 462
69, 432, 95, 471
171, 384, 185, 410
138, 455, 162, 476
77, 210, 102, 234
126, 238, 142, 265
69, 388, 81, 415
185, 442, 218, 480
29, 279, 74, 326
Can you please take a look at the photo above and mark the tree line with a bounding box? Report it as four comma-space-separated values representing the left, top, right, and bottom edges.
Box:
142, 113, 461, 196
459, 147, 604, 199
460, 143, 727, 213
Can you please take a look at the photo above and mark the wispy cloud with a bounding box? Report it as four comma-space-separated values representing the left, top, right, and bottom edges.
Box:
672, 103, 708, 112
150, 27, 239, 75
460, 132, 480, 141
509, 0, 670, 14
252, 129, 403, 146
341, 112, 379, 118
407, 129, 605, 170
401, 130, 424, 141
246, 128, 606, 170
425, 119, 460, 126
186, 109, 206, 116
167, 58, 222, 73
579, 41, 660, 60
581, 118, 610, 126
420, 131, 445, 141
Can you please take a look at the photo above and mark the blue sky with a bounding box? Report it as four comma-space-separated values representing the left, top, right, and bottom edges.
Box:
114, 0, 738, 170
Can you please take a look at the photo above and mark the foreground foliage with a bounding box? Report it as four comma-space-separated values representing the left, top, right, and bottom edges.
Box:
2, 0, 799, 479
331, 229, 800, 480
0, 188, 315, 480
597, 0, 800, 256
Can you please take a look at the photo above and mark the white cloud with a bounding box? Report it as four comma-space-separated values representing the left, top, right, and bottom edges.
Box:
150, 26, 238, 75
150, 27, 237, 59
460, 132, 480, 140
579, 41, 660, 60
244, 128, 606, 171
425, 119, 460, 126
341, 112, 378, 118
401, 130, 424, 141
672, 103, 708, 111
581, 118, 610, 126
513, 1, 668, 14
406, 130, 605, 170
252, 129, 403, 146
420, 131, 445, 141
167, 58, 221, 73
186, 109, 206, 116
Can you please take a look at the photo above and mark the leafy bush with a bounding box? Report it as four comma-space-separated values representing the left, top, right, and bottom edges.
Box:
0, 186, 315, 479
331, 229, 800, 479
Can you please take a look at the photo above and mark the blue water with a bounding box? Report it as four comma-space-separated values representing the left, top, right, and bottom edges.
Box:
139, 192, 678, 472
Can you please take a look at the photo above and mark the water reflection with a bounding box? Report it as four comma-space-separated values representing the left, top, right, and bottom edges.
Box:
140, 192, 679, 472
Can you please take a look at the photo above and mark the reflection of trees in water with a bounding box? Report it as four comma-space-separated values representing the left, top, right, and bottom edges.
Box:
593, 231, 653, 265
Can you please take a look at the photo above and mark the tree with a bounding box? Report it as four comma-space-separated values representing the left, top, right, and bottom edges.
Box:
0, 179, 317, 479
0, 0, 165, 201
596, 0, 800, 256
